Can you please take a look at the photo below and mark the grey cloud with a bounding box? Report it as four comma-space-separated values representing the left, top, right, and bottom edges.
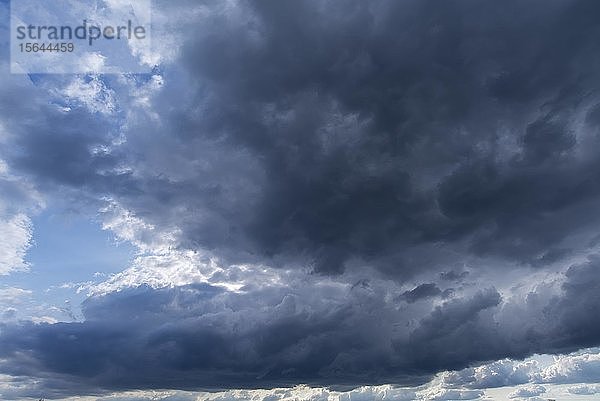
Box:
439, 271, 469, 282
0, 283, 428, 392
398, 283, 442, 303
401, 289, 503, 372
7, 0, 600, 278
543, 257, 600, 352
156, 0, 600, 274
1, 257, 600, 395
139, 0, 600, 274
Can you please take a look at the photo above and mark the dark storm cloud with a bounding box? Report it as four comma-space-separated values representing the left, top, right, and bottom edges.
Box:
48, 0, 600, 274
398, 283, 442, 303
0, 74, 134, 195
439, 271, 469, 282
6, 0, 600, 276
155, 0, 600, 273
0, 283, 426, 392
1, 255, 600, 395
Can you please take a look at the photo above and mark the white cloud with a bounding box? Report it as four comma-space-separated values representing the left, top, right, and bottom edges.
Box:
441, 348, 600, 398
443, 359, 537, 389
197, 384, 463, 401
508, 384, 546, 398
417, 385, 484, 401
88, 250, 218, 295
339, 385, 416, 401
29, 316, 59, 324
60, 75, 117, 115
567, 384, 600, 395
537, 352, 600, 384
0, 213, 33, 275
0, 156, 42, 277
0, 286, 32, 304
568, 384, 600, 395
100, 199, 176, 253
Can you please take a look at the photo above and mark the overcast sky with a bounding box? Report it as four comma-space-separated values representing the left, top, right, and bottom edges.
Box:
2, 0, 600, 400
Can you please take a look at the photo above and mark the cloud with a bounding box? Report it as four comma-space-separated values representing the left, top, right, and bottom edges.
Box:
508, 385, 546, 399
443, 359, 538, 389
0, 281, 428, 392
7, 0, 600, 280
398, 283, 443, 303
0, 213, 32, 275
538, 352, 600, 384
0, 161, 40, 276
132, 0, 600, 275
0, 287, 32, 304
2, 0, 600, 398
417, 385, 483, 401
568, 384, 600, 395
60, 75, 117, 115
0, 257, 599, 396
443, 348, 600, 394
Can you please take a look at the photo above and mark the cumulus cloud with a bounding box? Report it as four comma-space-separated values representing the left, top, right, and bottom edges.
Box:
508, 385, 546, 399
537, 352, 600, 384
443, 347, 600, 395
443, 358, 538, 389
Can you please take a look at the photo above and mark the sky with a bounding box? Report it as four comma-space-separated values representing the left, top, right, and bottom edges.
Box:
2, 0, 600, 400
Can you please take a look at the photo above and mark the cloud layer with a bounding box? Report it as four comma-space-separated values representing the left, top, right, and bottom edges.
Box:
1, 256, 600, 394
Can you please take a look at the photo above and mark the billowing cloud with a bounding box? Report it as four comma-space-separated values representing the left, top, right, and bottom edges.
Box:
6, 0, 600, 278
537, 352, 600, 384
443, 358, 538, 389
1, 256, 600, 395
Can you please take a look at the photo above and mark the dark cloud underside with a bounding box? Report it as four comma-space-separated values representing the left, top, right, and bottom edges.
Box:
1, 257, 600, 392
